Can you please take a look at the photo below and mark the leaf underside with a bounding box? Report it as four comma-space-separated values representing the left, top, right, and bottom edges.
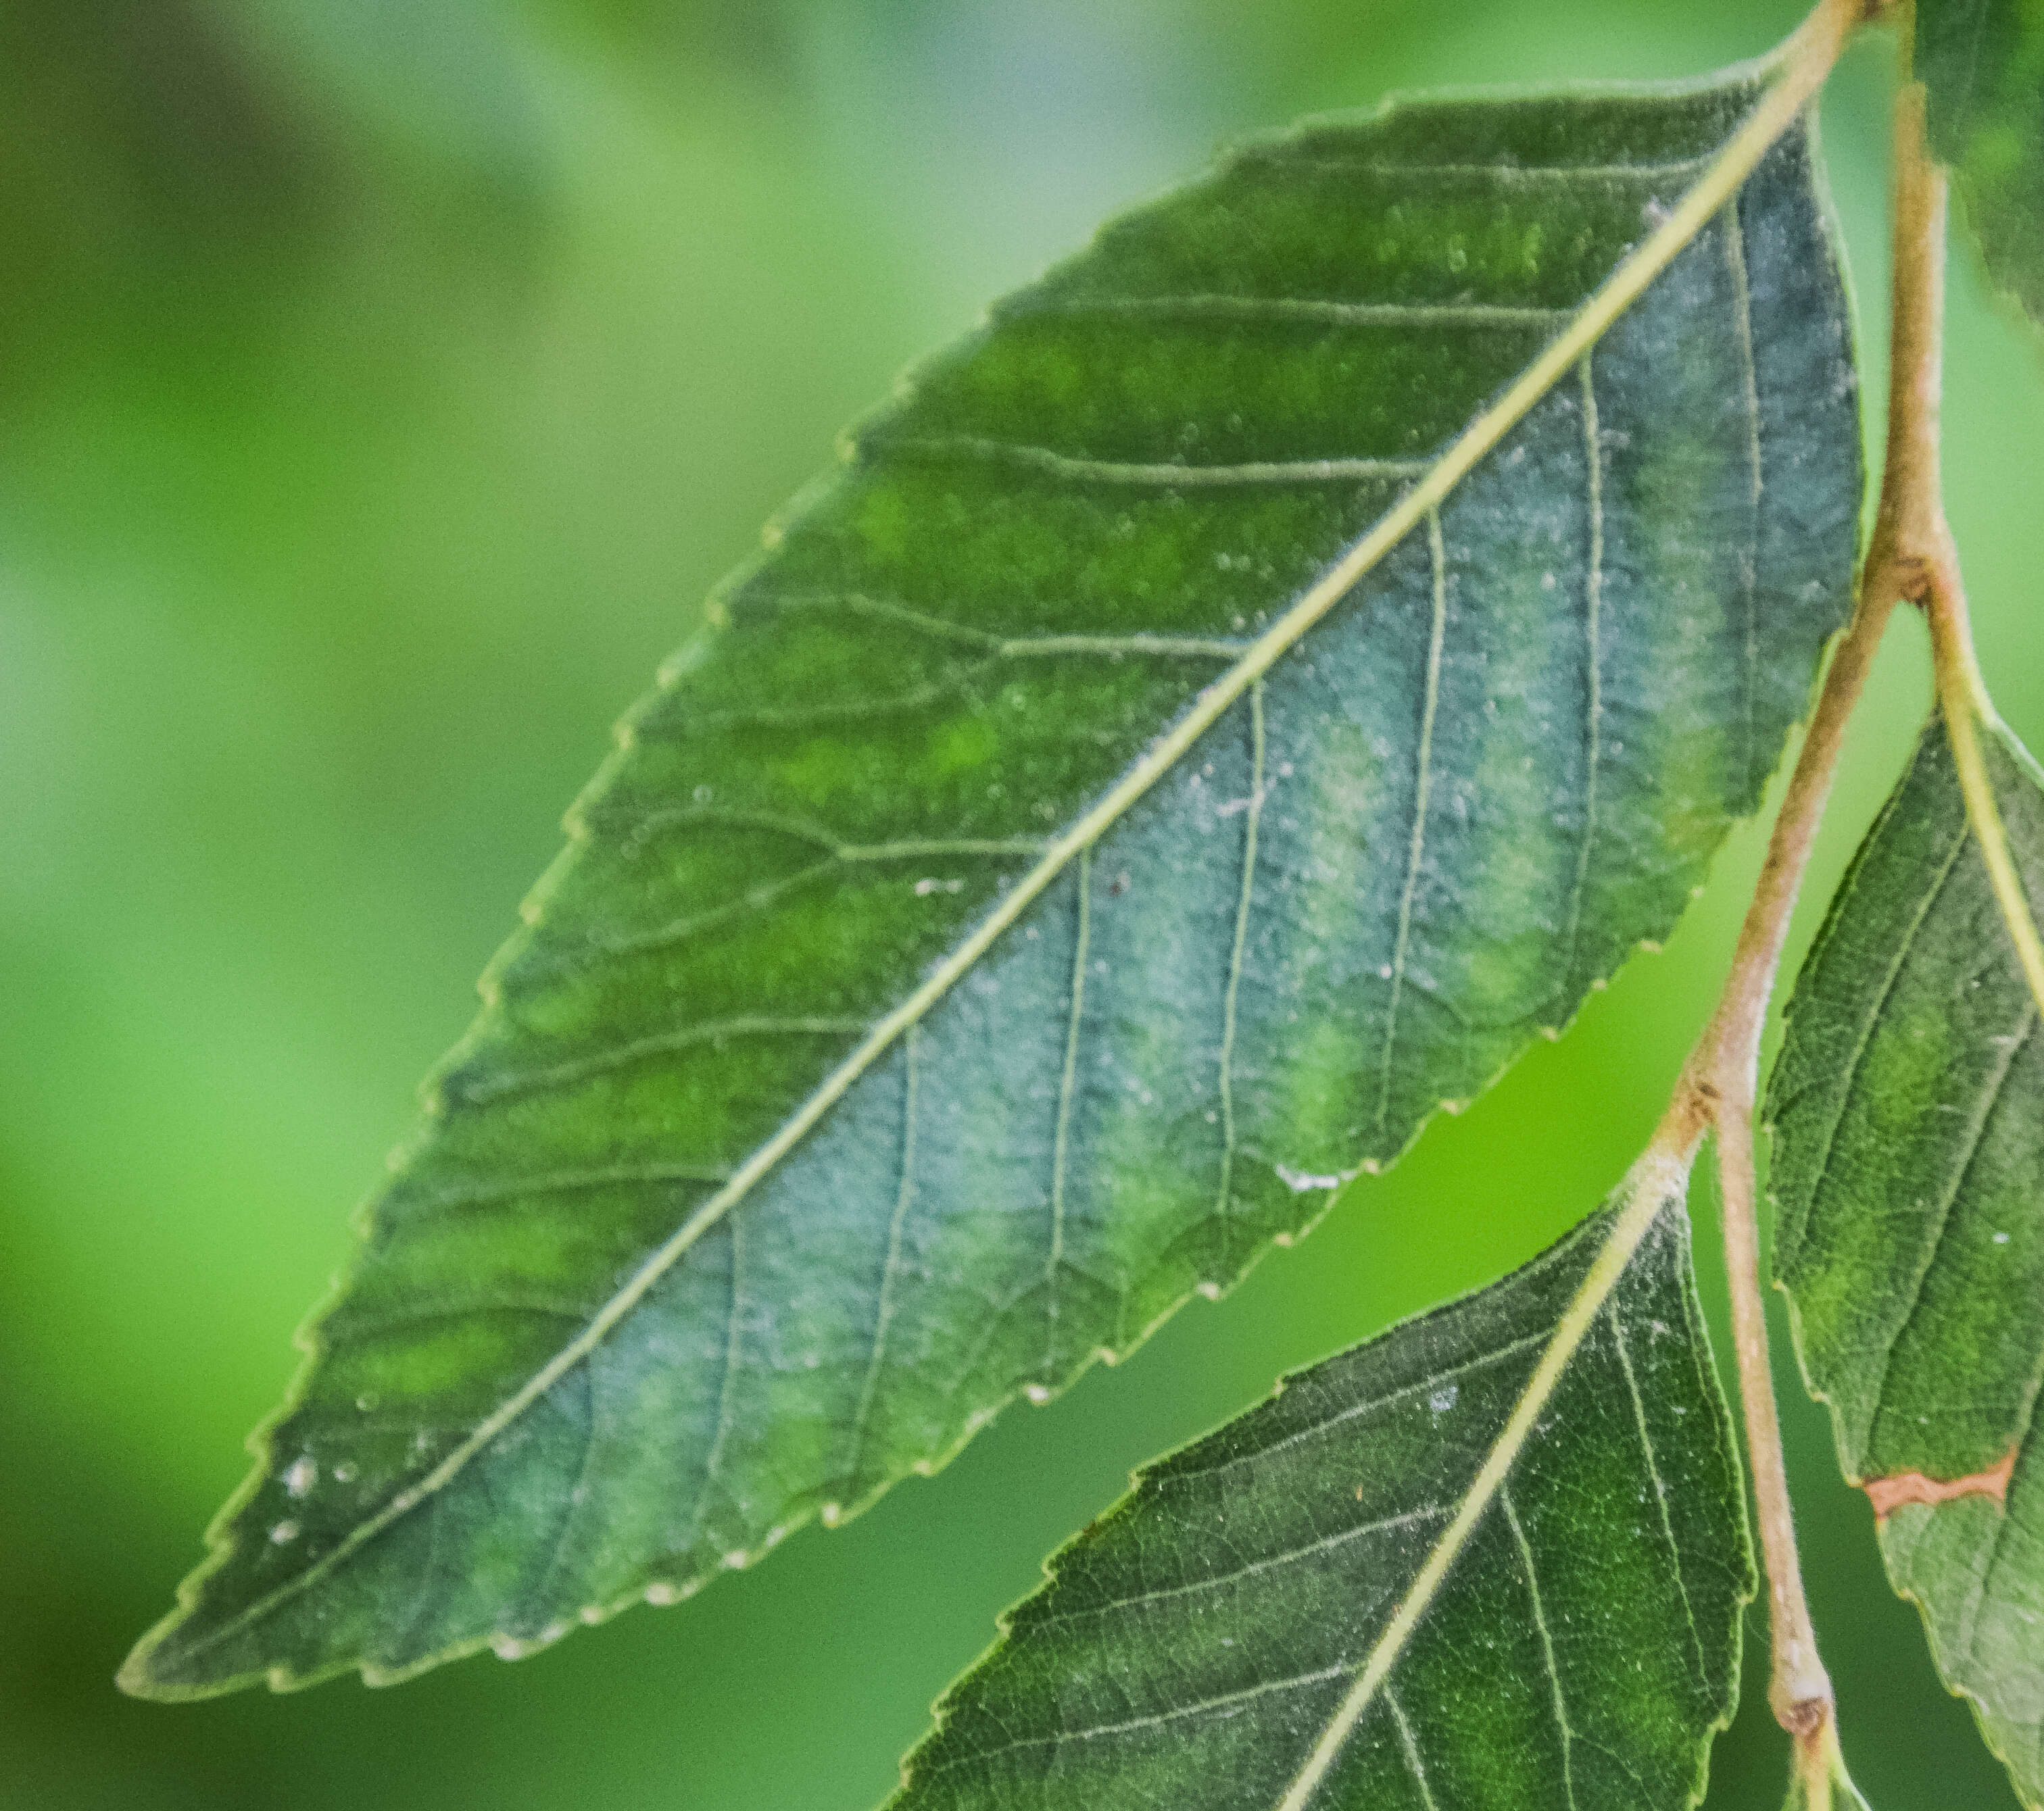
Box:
890, 1195, 1750, 1811
125, 72, 1858, 1697
1770, 716, 2044, 1809
1918, 0, 2044, 343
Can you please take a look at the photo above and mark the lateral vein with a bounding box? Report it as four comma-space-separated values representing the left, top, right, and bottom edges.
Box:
1607, 1304, 1711, 1689
1504, 1485, 1580, 1811
1008, 294, 1572, 330
1724, 197, 1765, 794
1022, 1503, 1445, 1633
1374, 509, 1448, 1137
1046, 853, 1092, 1381
1386, 1685, 1443, 1811
1555, 352, 1604, 1006
842, 1025, 919, 1502
1213, 681, 1265, 1283
872, 435, 1430, 487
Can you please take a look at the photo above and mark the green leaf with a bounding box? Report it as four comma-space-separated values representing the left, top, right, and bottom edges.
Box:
124, 66, 1859, 1697
1918, 0, 2044, 341
888, 1163, 1751, 1811
1770, 714, 2044, 1810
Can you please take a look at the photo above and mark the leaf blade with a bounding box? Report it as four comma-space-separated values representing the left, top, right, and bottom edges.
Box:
890, 1167, 1749, 1811
1918, 0, 2044, 345
1771, 713, 2044, 1809
126, 64, 1859, 1697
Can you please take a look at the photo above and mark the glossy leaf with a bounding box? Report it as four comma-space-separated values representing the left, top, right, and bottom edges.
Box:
123, 68, 1859, 1697
889, 1168, 1750, 1811
1918, 0, 2044, 341
1771, 714, 2044, 1809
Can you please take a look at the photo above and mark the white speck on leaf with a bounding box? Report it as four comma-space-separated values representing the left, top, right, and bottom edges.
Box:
1275, 1162, 1354, 1194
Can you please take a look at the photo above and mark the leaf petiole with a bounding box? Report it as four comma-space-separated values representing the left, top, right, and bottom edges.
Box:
1925, 573, 2044, 1016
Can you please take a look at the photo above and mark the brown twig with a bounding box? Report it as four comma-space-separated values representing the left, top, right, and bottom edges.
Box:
1644, 1, 1953, 1785
1649, 555, 1897, 1745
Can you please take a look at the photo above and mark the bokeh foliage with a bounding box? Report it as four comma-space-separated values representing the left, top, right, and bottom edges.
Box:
3, 1, 2043, 1806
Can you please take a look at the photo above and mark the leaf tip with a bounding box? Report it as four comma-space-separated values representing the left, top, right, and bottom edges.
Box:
114, 1617, 237, 1705
113, 1643, 158, 1702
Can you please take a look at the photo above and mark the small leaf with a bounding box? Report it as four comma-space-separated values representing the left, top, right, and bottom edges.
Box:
888, 1166, 1750, 1811
1771, 715, 2044, 1810
124, 68, 1859, 1695
1918, 0, 2044, 341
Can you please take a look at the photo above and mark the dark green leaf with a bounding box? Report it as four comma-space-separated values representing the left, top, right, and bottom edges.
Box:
889, 1170, 1750, 1811
1770, 714, 2044, 1809
124, 70, 1858, 1697
1918, 0, 2044, 341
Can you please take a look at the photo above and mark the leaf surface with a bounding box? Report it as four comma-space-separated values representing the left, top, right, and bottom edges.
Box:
1919, 0, 2044, 342
124, 69, 1858, 1696
889, 1169, 1750, 1811
1771, 715, 2044, 1809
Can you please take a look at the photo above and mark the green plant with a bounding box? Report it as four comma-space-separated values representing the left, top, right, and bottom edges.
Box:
117, 1, 2044, 1806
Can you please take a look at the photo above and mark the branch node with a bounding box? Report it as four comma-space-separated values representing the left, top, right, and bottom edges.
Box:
1782, 1692, 1834, 1741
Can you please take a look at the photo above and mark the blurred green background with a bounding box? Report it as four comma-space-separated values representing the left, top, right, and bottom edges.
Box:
3, 1, 2040, 1806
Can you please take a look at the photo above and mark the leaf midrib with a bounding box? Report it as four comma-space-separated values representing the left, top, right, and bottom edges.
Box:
169, 40, 1830, 1670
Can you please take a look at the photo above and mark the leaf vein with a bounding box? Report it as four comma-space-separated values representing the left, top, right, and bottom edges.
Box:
1724, 196, 1765, 795
1046, 851, 1093, 1379
1374, 508, 1448, 1137
869, 435, 1430, 488
681, 1221, 746, 1558
841, 1026, 920, 1505
1213, 683, 1265, 1286
1385, 1685, 1442, 1811
1022, 1504, 1445, 1633
922, 1662, 1353, 1777
1553, 352, 1604, 1010
1008, 294, 1573, 331
1503, 1484, 1580, 1811
1606, 1304, 1711, 1690
1252, 153, 1714, 183
1167, 1328, 1551, 1483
